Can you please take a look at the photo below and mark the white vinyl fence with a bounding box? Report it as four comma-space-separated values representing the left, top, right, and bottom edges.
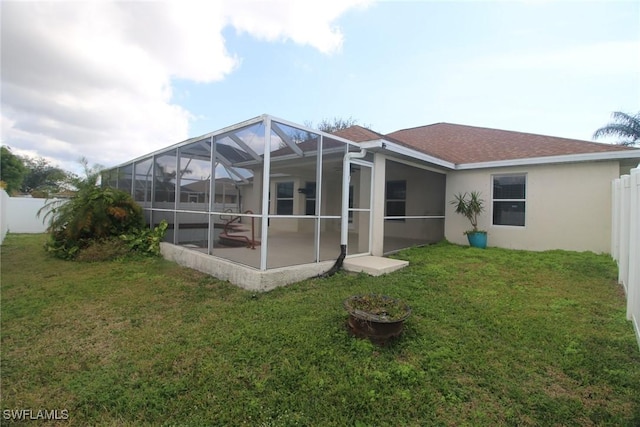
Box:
612, 165, 640, 350
0, 190, 9, 244
0, 190, 63, 245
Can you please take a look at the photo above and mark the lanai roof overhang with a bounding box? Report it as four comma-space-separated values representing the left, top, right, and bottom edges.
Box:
115, 114, 363, 174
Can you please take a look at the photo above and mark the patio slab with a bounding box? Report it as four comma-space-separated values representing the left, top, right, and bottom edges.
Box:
343, 256, 409, 276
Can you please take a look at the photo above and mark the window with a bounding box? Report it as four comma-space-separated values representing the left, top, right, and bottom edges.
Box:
304, 182, 316, 215
276, 181, 294, 215
386, 180, 406, 221
492, 174, 526, 226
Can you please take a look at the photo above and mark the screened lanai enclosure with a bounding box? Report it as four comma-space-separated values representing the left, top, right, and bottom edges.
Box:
102, 115, 446, 275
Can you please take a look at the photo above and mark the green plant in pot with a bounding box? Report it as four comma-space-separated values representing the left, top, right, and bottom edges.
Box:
450, 191, 487, 248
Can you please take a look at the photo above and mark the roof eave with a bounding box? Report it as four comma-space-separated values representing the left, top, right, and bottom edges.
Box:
455, 150, 640, 170
360, 139, 457, 170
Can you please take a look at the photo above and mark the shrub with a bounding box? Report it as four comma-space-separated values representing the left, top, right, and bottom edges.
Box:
120, 220, 169, 257
75, 238, 131, 262
39, 160, 146, 259
42, 185, 145, 259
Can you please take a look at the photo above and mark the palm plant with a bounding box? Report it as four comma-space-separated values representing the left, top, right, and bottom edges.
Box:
39, 158, 144, 259
450, 191, 485, 234
593, 111, 640, 146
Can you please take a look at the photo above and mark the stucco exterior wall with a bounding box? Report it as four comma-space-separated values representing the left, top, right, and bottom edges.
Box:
445, 161, 620, 253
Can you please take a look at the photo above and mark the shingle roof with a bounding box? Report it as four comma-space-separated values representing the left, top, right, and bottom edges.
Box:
331, 125, 386, 143
385, 122, 637, 165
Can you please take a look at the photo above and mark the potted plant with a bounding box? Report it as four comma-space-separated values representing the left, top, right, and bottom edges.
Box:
450, 191, 487, 248
344, 294, 411, 345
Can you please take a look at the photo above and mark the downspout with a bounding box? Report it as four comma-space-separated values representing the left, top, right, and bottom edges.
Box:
320, 148, 368, 278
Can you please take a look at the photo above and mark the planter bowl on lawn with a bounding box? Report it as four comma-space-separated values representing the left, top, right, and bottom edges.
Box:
344, 294, 411, 345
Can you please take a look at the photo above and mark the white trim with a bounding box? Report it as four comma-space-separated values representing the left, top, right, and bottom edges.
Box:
260, 117, 272, 271
361, 139, 457, 170
274, 181, 295, 215
342, 150, 369, 247
457, 150, 640, 170
363, 138, 640, 171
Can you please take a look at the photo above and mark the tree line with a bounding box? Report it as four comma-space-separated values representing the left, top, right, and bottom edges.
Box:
0, 147, 76, 197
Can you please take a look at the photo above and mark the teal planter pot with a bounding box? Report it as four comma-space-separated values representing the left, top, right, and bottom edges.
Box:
467, 232, 487, 249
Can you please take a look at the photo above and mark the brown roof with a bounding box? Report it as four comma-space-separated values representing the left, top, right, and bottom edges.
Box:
386, 123, 637, 165
331, 125, 386, 143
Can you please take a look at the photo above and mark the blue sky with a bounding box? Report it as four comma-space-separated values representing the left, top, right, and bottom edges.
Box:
1, 1, 638, 174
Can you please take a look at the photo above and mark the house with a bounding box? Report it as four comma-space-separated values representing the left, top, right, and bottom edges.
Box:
102, 114, 640, 290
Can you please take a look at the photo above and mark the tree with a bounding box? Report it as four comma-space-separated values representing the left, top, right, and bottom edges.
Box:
20, 155, 71, 197
304, 116, 371, 133
0, 146, 27, 194
593, 111, 640, 146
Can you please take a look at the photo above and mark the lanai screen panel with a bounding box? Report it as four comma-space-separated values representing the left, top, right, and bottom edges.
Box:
348, 159, 373, 256
176, 212, 209, 249
117, 164, 133, 194
178, 139, 211, 211
213, 129, 258, 213
103, 169, 118, 189
383, 159, 446, 253
153, 149, 177, 209
317, 136, 348, 262
209, 121, 264, 269
266, 121, 321, 268
152, 210, 175, 243
134, 157, 153, 208
171, 141, 212, 250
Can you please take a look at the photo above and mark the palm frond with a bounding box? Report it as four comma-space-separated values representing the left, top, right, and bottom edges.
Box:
593, 111, 640, 146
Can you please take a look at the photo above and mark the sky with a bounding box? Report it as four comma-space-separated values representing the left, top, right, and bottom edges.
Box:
1, 0, 638, 175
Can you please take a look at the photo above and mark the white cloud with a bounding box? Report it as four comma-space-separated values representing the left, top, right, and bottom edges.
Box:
223, 0, 370, 54
1, 1, 368, 173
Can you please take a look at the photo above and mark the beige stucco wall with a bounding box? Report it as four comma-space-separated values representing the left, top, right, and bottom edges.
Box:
445, 161, 621, 253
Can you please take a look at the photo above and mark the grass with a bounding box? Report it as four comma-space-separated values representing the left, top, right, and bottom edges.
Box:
1, 233, 639, 426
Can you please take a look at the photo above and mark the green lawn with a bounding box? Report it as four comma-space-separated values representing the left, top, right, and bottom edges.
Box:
1, 233, 639, 426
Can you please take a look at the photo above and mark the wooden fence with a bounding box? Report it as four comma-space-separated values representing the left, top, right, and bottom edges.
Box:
612, 166, 640, 349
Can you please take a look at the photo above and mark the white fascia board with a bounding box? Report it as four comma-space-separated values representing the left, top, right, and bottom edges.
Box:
455, 150, 640, 170
361, 139, 456, 170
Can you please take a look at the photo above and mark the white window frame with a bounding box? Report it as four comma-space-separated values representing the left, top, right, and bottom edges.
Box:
491, 173, 527, 227
275, 181, 294, 215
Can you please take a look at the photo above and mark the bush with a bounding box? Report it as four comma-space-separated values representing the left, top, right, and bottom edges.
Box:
37, 158, 169, 260
120, 220, 169, 257
40, 161, 148, 260
75, 238, 131, 262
